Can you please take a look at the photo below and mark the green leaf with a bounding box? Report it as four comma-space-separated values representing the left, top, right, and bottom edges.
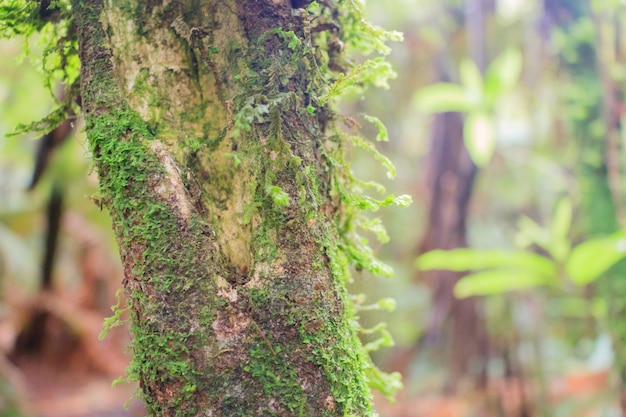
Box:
454, 269, 551, 298
484, 48, 522, 101
464, 112, 495, 167
515, 215, 551, 250
566, 233, 626, 285
551, 198, 573, 242
413, 83, 473, 113
417, 248, 556, 277
549, 198, 573, 262
459, 58, 483, 105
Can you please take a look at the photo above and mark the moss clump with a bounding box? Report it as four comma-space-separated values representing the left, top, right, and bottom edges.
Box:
87, 103, 223, 414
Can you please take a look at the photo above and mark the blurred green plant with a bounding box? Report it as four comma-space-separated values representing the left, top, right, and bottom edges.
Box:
416, 198, 626, 298
413, 48, 522, 167
0, 0, 78, 138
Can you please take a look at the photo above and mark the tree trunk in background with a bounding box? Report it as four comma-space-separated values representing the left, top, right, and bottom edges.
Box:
72, 1, 374, 415
417, 0, 488, 389
418, 111, 487, 388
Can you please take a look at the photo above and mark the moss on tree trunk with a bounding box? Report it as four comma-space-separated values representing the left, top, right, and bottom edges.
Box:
70, 0, 403, 415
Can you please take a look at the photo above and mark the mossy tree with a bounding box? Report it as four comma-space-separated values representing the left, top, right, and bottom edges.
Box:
1, 0, 407, 415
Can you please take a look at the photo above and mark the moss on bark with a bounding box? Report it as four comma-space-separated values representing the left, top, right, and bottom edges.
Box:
69, 0, 403, 415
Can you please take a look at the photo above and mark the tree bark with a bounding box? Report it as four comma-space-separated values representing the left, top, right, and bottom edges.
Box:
72, 1, 376, 415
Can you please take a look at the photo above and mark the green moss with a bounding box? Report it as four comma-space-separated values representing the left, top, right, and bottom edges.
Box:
87, 104, 222, 412
243, 341, 308, 413
76, 7, 225, 403
223, 6, 408, 409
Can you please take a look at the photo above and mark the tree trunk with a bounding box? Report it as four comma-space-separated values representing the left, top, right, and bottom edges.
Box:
417, 0, 489, 388
418, 111, 487, 387
71, 1, 382, 415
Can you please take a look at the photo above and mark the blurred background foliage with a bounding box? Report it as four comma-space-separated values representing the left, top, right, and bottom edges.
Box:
3, 0, 626, 416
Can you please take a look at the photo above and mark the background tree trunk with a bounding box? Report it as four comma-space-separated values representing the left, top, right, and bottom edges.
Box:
418, 111, 487, 388
72, 1, 377, 415
417, 0, 488, 389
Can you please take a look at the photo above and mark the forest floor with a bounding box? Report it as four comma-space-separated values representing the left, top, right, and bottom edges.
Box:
374, 369, 614, 417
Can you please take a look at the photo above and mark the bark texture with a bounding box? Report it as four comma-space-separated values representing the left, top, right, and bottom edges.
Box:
73, 0, 373, 415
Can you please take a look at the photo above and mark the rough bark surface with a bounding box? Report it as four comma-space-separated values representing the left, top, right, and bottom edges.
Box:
73, 0, 373, 415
